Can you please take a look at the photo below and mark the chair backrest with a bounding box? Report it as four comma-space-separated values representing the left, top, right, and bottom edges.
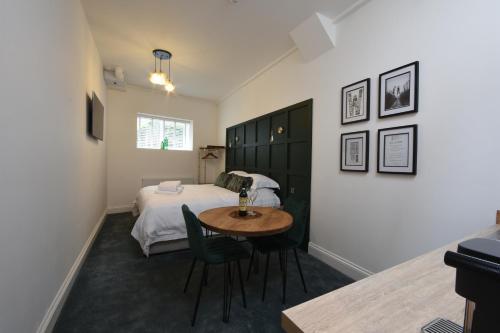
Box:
283, 197, 308, 245
181, 204, 208, 260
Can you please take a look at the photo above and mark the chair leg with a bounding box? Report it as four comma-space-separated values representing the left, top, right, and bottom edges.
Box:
236, 260, 247, 308
184, 258, 197, 293
222, 262, 234, 323
294, 248, 307, 293
191, 263, 207, 326
282, 249, 288, 304
278, 251, 283, 272
204, 265, 209, 286
246, 246, 255, 281
261, 253, 270, 301
228, 262, 235, 320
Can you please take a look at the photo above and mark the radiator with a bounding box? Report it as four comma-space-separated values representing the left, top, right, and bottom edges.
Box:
141, 177, 195, 188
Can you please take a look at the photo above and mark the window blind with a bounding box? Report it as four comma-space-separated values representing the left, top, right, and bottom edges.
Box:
136, 114, 193, 150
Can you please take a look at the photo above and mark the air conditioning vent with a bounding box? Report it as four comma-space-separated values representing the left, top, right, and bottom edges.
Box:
103, 66, 126, 91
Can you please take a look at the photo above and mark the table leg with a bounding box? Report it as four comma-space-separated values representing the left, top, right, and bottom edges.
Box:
222, 262, 229, 322
282, 249, 288, 304
254, 252, 260, 274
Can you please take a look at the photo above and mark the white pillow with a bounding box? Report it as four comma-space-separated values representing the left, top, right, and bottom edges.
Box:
249, 188, 280, 208
228, 170, 248, 176
247, 173, 280, 190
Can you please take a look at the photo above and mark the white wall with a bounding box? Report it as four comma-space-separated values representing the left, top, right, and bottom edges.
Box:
107, 86, 218, 209
0, 0, 107, 331
218, 0, 500, 276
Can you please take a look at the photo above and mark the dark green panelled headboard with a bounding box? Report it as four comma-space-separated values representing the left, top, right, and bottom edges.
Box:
225, 99, 313, 250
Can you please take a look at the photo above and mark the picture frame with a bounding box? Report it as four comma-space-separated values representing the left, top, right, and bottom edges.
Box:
341, 78, 370, 125
377, 125, 417, 175
378, 61, 419, 118
340, 130, 369, 172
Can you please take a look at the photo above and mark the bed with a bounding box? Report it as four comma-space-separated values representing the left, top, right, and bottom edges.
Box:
131, 183, 280, 256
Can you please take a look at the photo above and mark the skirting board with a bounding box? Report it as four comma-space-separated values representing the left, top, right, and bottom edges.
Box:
308, 242, 373, 281
107, 204, 134, 214
36, 211, 107, 333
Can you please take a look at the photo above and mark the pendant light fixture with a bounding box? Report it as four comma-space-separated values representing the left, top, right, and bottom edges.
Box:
149, 49, 175, 92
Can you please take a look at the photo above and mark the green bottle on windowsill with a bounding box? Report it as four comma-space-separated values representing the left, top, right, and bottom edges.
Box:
161, 137, 169, 150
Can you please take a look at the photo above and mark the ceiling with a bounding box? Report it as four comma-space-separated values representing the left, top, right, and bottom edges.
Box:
81, 0, 358, 101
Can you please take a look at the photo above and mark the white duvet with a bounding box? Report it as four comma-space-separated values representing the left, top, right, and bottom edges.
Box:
131, 184, 280, 256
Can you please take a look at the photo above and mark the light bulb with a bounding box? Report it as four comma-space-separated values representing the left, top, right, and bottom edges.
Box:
149, 72, 167, 85
164, 80, 175, 92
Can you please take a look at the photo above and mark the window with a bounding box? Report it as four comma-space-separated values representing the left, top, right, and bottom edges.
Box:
137, 114, 193, 151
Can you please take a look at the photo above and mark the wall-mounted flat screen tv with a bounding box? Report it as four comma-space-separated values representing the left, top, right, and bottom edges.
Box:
91, 92, 104, 140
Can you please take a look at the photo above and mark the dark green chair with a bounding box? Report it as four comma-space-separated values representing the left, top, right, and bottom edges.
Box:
181, 204, 249, 326
246, 197, 308, 304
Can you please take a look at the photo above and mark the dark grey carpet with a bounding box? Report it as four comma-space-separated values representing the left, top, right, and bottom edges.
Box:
54, 213, 353, 333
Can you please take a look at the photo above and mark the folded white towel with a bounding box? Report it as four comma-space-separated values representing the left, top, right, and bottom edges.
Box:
158, 180, 181, 192
155, 185, 184, 195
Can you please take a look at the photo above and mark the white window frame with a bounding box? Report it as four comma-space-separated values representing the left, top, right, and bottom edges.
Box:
136, 113, 193, 151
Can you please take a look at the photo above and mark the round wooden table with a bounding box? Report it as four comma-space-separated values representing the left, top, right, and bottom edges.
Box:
198, 206, 293, 237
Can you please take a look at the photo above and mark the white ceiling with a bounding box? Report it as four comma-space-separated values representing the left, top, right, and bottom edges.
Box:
81, 0, 359, 101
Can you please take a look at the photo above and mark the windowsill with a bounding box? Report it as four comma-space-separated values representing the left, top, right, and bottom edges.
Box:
136, 147, 193, 152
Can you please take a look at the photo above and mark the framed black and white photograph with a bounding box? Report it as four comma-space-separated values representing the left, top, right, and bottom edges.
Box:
340, 130, 369, 172
379, 61, 419, 118
341, 78, 370, 125
377, 125, 417, 175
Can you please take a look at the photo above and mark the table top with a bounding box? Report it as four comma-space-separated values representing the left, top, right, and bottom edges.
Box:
198, 206, 293, 237
282, 224, 500, 333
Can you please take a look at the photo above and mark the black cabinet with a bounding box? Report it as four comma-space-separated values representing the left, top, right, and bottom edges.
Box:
226, 128, 235, 148
225, 99, 313, 250
256, 145, 269, 170
257, 118, 270, 145
271, 112, 287, 144
244, 122, 256, 144
235, 126, 244, 147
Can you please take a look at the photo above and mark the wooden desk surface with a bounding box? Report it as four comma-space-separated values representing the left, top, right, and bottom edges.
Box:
282, 224, 500, 333
198, 206, 292, 237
